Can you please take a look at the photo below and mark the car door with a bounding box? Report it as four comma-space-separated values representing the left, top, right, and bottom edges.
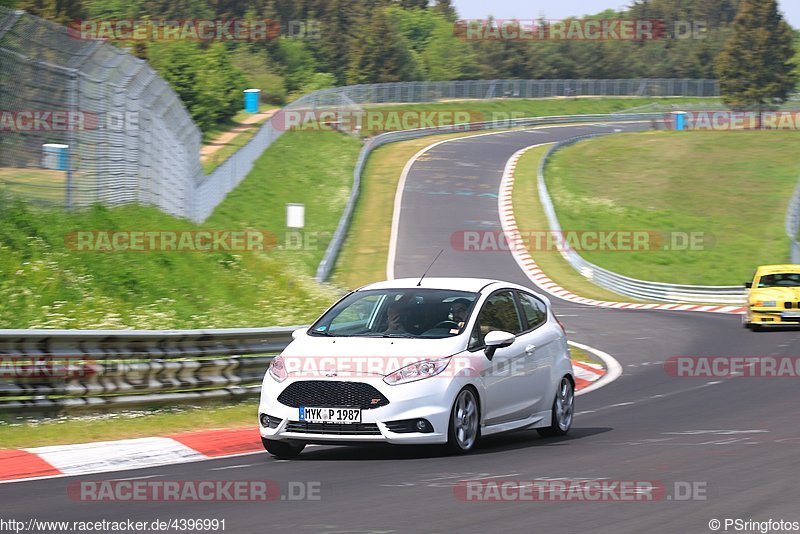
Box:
515, 291, 558, 413
469, 290, 528, 426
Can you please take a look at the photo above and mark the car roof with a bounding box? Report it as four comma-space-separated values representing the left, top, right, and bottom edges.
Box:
357, 277, 533, 294
756, 265, 800, 275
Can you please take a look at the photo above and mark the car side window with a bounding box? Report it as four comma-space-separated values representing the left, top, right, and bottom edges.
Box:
469, 291, 523, 350
518, 292, 547, 331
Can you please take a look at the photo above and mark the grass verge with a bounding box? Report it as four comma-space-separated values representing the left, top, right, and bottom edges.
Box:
0, 402, 258, 449
512, 145, 635, 302
546, 131, 800, 285
568, 345, 599, 366
0, 130, 361, 329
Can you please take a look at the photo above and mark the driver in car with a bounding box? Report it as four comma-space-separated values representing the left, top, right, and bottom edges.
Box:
450, 298, 471, 329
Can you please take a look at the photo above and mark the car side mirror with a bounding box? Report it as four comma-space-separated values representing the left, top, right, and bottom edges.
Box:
744, 282, 752, 289
292, 328, 307, 340
484, 330, 515, 361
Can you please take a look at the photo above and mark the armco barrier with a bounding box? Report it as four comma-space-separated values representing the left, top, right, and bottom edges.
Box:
0, 327, 295, 414
199, 80, 717, 223
785, 179, 800, 263
315, 112, 667, 282
536, 134, 746, 304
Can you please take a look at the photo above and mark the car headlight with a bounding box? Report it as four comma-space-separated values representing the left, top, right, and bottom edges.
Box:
268, 355, 288, 382
754, 301, 777, 308
383, 358, 450, 385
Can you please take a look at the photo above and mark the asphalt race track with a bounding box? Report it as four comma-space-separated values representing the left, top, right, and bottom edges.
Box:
4, 123, 800, 534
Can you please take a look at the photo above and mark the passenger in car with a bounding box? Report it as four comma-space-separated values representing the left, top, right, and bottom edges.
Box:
385, 302, 408, 333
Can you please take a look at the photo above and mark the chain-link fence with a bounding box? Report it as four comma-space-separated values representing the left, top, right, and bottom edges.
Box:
0, 7, 201, 217
1, 8, 721, 222
203, 79, 719, 223
306, 79, 720, 103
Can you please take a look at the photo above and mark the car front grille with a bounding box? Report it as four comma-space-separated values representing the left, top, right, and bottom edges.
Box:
285, 421, 381, 435
277, 381, 389, 409
785, 302, 798, 309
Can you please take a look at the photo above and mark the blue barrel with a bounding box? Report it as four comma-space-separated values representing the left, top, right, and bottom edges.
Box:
244, 89, 261, 113
673, 111, 687, 131
42, 144, 69, 171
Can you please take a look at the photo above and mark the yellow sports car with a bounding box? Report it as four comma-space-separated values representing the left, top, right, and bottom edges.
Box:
744, 264, 800, 331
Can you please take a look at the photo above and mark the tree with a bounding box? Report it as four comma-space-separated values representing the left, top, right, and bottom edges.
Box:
147, 41, 247, 132
274, 38, 320, 92
715, 0, 797, 110
13, 0, 87, 23
398, 0, 427, 9
346, 7, 420, 83
311, 0, 367, 85
432, 0, 456, 22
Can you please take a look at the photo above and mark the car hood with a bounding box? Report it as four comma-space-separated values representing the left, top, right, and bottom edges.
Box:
749, 287, 800, 302
279, 334, 467, 377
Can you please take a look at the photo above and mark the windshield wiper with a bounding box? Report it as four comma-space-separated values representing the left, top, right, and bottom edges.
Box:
362, 332, 418, 338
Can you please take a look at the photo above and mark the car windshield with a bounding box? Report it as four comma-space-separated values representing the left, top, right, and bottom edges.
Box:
309, 289, 479, 338
758, 273, 800, 288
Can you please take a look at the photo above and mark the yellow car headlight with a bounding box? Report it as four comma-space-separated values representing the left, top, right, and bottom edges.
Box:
754, 300, 777, 308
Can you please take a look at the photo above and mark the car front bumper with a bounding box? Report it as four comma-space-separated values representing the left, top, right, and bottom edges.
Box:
258, 374, 465, 445
748, 308, 800, 325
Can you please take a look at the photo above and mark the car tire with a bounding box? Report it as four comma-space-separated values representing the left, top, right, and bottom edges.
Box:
446, 387, 480, 454
261, 437, 305, 459
747, 323, 762, 332
538, 376, 574, 438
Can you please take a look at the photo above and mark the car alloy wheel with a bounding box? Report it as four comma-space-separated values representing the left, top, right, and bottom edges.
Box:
538, 376, 574, 437
447, 388, 479, 453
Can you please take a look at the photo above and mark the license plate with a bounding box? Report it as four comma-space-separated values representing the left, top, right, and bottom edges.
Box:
299, 407, 361, 424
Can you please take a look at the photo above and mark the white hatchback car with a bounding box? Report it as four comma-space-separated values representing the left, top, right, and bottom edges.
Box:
259, 278, 574, 458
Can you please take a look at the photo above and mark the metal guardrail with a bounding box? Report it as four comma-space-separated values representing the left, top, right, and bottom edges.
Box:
0, 327, 295, 413
537, 134, 746, 304
315, 112, 668, 282
785, 180, 800, 263
308, 79, 720, 103
202, 79, 718, 224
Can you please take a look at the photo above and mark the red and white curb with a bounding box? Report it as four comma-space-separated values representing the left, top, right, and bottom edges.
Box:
0, 353, 610, 484
498, 144, 747, 315
0, 427, 263, 483
569, 340, 619, 396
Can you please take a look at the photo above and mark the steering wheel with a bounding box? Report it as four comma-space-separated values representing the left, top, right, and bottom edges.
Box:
432, 320, 460, 330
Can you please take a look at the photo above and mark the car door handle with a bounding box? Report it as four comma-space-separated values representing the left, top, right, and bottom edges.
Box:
525, 344, 536, 354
